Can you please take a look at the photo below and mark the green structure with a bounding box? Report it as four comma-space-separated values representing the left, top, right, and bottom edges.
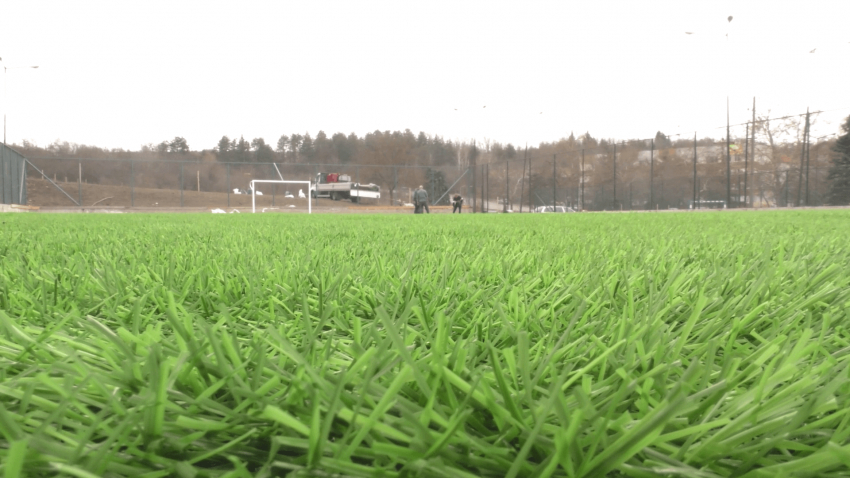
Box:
0, 142, 27, 205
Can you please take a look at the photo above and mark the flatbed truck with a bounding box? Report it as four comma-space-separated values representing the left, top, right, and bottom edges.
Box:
310, 173, 380, 203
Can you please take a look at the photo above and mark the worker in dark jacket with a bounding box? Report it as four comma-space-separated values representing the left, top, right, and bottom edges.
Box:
452, 193, 463, 213
413, 185, 430, 214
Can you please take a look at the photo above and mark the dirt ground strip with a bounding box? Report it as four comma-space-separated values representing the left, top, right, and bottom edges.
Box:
24, 178, 457, 213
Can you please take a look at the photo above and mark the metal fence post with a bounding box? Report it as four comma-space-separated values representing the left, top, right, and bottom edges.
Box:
8, 150, 14, 204
750, 98, 757, 206
525, 151, 534, 212
78, 161, 82, 205
692, 134, 697, 209
479, 164, 484, 212
180, 163, 184, 207
466, 166, 471, 211
743, 124, 749, 207
726, 98, 732, 207
13, 150, 19, 204
19, 155, 27, 205
130, 160, 135, 207
806, 137, 817, 206
1, 147, 5, 204
270, 163, 275, 207
505, 160, 509, 212
612, 144, 617, 209
552, 154, 556, 209
227, 163, 231, 207
800, 108, 817, 206
485, 163, 490, 212
581, 149, 585, 211
737, 171, 741, 206
2, 149, 8, 204
697, 177, 701, 208
484, 163, 490, 213
471, 156, 476, 213
519, 146, 527, 213
785, 170, 789, 207
650, 140, 655, 210
393, 166, 398, 206
9, 148, 17, 204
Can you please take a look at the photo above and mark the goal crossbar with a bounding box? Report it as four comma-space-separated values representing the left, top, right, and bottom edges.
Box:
250, 180, 312, 214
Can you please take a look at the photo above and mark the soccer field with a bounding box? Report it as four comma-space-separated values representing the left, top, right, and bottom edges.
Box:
1, 211, 849, 477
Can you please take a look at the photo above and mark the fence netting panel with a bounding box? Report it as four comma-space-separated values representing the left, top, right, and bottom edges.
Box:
15, 124, 847, 212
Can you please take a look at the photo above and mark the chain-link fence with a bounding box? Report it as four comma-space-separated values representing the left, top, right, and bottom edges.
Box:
22, 157, 477, 209
19, 153, 842, 211
471, 119, 841, 212
17, 107, 848, 211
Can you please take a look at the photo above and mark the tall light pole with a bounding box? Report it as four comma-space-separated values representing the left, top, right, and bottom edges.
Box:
725, 16, 733, 208
1, 58, 39, 145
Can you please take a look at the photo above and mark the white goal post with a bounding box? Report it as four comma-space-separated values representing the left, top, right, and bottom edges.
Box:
250, 180, 312, 214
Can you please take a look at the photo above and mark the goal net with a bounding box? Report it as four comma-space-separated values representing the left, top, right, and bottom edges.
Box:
250, 180, 312, 214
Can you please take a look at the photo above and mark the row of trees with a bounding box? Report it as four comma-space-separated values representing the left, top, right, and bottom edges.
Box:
213, 130, 463, 168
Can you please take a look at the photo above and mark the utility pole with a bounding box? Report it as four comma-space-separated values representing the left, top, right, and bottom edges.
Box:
796, 107, 809, 206
726, 97, 731, 207
750, 97, 756, 207
805, 110, 811, 205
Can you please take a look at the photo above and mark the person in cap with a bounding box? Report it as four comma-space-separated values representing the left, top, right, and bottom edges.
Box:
413, 185, 430, 214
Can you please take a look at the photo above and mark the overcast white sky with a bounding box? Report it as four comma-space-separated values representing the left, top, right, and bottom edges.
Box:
2, 0, 849, 151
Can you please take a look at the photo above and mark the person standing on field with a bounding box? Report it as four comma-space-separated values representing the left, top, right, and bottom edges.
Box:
413, 185, 430, 214
452, 193, 463, 213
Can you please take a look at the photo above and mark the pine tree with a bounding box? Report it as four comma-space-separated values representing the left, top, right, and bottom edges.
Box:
827, 115, 850, 205
216, 136, 231, 161
300, 133, 315, 163
168, 137, 189, 154
234, 136, 250, 162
